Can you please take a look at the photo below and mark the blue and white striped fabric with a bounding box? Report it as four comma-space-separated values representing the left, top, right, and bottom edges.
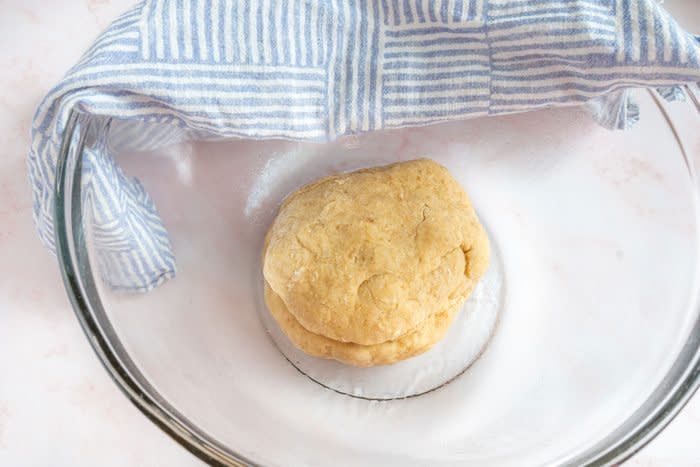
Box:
30, 0, 700, 292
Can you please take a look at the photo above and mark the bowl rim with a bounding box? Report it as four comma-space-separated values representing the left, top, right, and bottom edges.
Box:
54, 90, 700, 466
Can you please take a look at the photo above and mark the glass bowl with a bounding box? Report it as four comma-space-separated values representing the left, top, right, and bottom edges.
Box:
54, 88, 700, 466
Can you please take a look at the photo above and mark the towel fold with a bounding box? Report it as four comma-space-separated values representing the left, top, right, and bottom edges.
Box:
29, 0, 700, 291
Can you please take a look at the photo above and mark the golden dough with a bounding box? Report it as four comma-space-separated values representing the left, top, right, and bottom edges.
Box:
264, 282, 462, 367
262, 159, 489, 365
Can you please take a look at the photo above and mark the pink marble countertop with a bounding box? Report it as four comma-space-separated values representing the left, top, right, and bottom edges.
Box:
0, 1, 698, 465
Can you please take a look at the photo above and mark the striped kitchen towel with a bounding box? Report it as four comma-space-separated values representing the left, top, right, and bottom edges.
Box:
30, 0, 700, 292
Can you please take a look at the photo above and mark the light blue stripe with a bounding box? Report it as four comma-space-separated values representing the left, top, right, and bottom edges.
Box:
281, 0, 290, 63
385, 94, 490, 105
294, 0, 302, 63
369, 0, 380, 129
242, 0, 251, 63
415, 0, 425, 23
490, 14, 616, 30
428, 0, 437, 22
403, 0, 413, 23
491, 38, 616, 53
304, 1, 312, 65
333, 0, 345, 133
256, 0, 265, 63
384, 70, 491, 81
385, 81, 490, 92
385, 36, 485, 47
384, 48, 490, 59
391, 0, 400, 25
454, 1, 464, 22
492, 6, 615, 21
440, 0, 448, 23
384, 26, 484, 36
384, 58, 489, 69
490, 0, 609, 10
358, 0, 369, 129
384, 106, 488, 119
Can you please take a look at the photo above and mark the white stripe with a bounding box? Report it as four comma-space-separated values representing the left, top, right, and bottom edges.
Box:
386, 23, 485, 34
36, 72, 326, 129
237, 1, 247, 62
275, 0, 284, 63
168, 0, 179, 59
351, 2, 361, 130
298, 0, 306, 65
224, 0, 234, 62
474, 0, 484, 19
99, 44, 140, 53
89, 29, 140, 54
211, 0, 221, 62
76, 40, 140, 67
493, 46, 614, 60
328, 0, 338, 135
492, 76, 683, 88
490, 102, 576, 112
489, 20, 616, 38
51, 75, 324, 95
89, 87, 324, 99
492, 32, 615, 48
77, 97, 323, 116
140, 1, 150, 59
396, 0, 404, 24
384, 100, 490, 112
183, 0, 193, 59
422, 0, 430, 21
310, 1, 319, 65
385, 65, 489, 78
461, 0, 469, 21
385, 32, 484, 44
385, 56, 490, 67
492, 9, 614, 25
338, 0, 350, 132
287, 0, 297, 63
492, 82, 673, 101
375, 2, 385, 129
616, 0, 625, 62
66, 62, 325, 79
492, 1, 611, 17
678, 32, 689, 64
385, 75, 490, 88
197, 0, 208, 60
384, 108, 489, 125
362, 0, 373, 130
250, 0, 260, 63
384, 87, 490, 98
39, 67, 324, 103
646, 3, 656, 62
262, 0, 272, 63
629, 0, 640, 62
111, 9, 141, 27
493, 64, 700, 77
446, 0, 455, 23
319, 5, 327, 63
386, 42, 489, 53
661, 9, 672, 62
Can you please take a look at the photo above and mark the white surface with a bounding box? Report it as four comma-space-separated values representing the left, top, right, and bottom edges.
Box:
0, 1, 699, 466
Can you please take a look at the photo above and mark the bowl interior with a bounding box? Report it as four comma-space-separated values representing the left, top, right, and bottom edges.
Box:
70, 90, 700, 466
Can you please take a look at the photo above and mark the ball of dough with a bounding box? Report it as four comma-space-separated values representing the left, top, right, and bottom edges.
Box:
263, 159, 489, 365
